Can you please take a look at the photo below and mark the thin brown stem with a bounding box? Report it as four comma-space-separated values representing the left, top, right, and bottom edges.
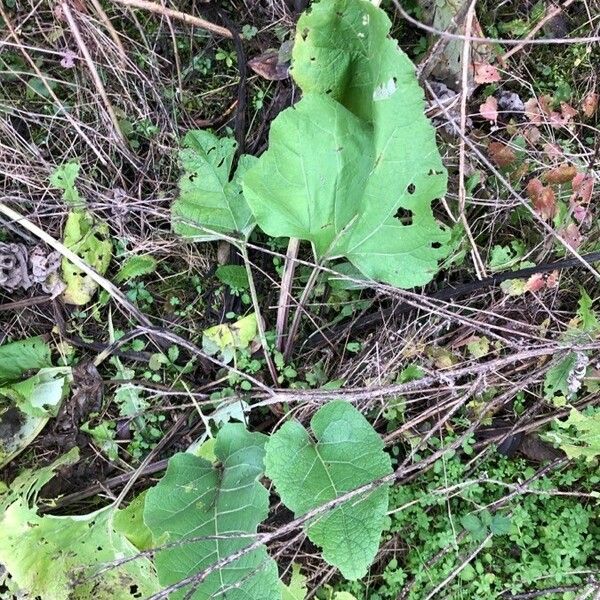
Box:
109, 0, 232, 38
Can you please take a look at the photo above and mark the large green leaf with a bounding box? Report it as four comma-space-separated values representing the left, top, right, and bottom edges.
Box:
0, 367, 71, 467
0, 501, 159, 599
144, 423, 281, 600
243, 0, 450, 288
265, 401, 392, 579
172, 130, 257, 240
0, 336, 51, 383
0, 336, 70, 468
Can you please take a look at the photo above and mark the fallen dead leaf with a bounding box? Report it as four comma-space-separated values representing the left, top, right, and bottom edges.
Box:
523, 126, 541, 146
248, 49, 289, 81
473, 62, 501, 84
527, 178, 556, 220
560, 223, 582, 249
488, 141, 516, 167
544, 164, 577, 184
479, 96, 498, 123
581, 92, 599, 118
543, 143, 563, 160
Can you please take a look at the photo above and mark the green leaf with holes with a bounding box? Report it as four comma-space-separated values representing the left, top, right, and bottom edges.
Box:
265, 401, 392, 579
545, 407, 600, 462
543, 352, 586, 406
61, 210, 112, 305
50, 161, 82, 206
143, 423, 280, 600
0, 501, 158, 599
172, 130, 257, 241
243, 0, 450, 288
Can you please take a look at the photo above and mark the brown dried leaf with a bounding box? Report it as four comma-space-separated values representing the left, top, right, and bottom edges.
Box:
479, 96, 498, 122
527, 178, 556, 220
0, 243, 32, 291
544, 164, 577, 184
488, 141, 516, 167
581, 92, 599, 118
248, 49, 289, 81
560, 223, 582, 250
473, 62, 501, 84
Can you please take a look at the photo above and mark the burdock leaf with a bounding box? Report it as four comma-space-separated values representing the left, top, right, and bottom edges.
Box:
265, 401, 392, 579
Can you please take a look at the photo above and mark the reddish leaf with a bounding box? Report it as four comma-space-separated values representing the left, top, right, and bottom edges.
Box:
527, 178, 556, 220
571, 199, 589, 224
524, 270, 559, 293
543, 143, 563, 160
524, 97, 543, 125
560, 102, 577, 119
539, 95, 553, 114
571, 172, 594, 205
479, 96, 498, 122
581, 92, 599, 118
544, 164, 577, 184
474, 62, 501, 84
525, 274, 546, 293
523, 126, 541, 146
545, 271, 559, 288
488, 141, 516, 167
560, 223, 582, 249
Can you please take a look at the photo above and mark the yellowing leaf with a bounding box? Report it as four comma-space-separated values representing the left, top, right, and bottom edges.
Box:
545, 407, 600, 462
0, 501, 158, 599
61, 210, 112, 305
202, 313, 258, 364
